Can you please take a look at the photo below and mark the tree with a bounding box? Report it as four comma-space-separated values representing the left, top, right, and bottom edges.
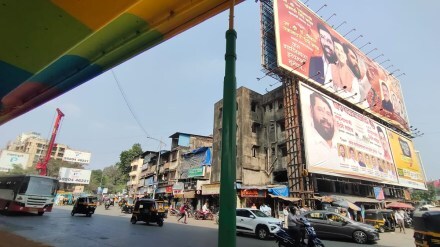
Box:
0, 164, 35, 176
411, 184, 436, 203
46, 159, 84, 178
116, 143, 143, 182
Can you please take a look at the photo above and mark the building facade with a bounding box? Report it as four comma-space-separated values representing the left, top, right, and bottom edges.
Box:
6, 132, 69, 168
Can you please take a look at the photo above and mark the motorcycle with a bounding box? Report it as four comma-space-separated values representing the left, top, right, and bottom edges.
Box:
274, 218, 325, 247
169, 208, 180, 216
104, 200, 110, 210
194, 210, 214, 220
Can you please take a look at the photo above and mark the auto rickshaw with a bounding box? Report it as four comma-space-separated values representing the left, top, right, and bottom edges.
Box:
71, 196, 98, 217
130, 199, 165, 227
413, 210, 440, 247
121, 198, 135, 214
155, 200, 169, 218
364, 209, 396, 233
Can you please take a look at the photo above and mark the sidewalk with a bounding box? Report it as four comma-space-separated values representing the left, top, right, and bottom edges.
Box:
0, 230, 51, 247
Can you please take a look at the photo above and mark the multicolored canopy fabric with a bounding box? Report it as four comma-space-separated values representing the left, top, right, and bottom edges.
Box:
0, 0, 240, 125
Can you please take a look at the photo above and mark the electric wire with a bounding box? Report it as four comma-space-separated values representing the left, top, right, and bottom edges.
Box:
111, 69, 151, 139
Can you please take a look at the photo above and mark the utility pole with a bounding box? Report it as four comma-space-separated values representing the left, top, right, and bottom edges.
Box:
218, 1, 237, 246
150, 138, 165, 200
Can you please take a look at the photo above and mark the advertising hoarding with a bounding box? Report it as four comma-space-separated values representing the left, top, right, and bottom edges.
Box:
300, 83, 399, 184
273, 0, 409, 131
58, 167, 92, 184
62, 149, 91, 164
387, 131, 426, 189
0, 150, 29, 171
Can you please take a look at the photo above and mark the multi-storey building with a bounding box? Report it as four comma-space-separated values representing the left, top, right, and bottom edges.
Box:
138, 132, 213, 209
6, 132, 68, 168
211, 86, 288, 209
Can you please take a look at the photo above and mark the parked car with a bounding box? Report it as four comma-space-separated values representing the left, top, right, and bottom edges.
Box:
301, 210, 379, 244
236, 208, 282, 240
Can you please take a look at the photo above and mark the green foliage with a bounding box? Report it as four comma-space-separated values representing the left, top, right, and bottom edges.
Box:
116, 143, 143, 182
0, 164, 36, 176
411, 184, 436, 203
46, 159, 84, 177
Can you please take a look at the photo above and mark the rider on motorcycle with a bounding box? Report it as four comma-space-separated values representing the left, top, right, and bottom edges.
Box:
288, 206, 305, 247
202, 202, 210, 216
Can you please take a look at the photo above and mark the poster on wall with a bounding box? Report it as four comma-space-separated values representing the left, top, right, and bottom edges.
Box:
300, 83, 399, 184
387, 131, 426, 189
273, 0, 409, 131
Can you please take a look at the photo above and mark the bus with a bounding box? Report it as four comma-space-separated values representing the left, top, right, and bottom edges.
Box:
0, 175, 59, 215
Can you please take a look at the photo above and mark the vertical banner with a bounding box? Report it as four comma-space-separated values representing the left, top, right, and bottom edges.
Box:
387, 132, 426, 189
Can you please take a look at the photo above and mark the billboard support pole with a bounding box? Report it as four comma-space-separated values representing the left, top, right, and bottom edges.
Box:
218, 1, 237, 247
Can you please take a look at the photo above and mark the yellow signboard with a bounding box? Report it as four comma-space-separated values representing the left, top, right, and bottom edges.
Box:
387, 131, 426, 189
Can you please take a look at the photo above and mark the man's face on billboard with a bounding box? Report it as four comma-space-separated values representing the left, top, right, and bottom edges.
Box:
378, 130, 388, 151
349, 149, 355, 159
382, 84, 390, 101
319, 29, 335, 62
334, 42, 346, 64
339, 145, 345, 157
358, 153, 363, 162
312, 97, 334, 141
346, 48, 361, 79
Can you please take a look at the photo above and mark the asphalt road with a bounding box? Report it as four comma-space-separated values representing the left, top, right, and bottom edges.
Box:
0, 205, 415, 247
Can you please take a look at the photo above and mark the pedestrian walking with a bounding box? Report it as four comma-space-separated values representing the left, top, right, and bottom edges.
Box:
394, 209, 406, 233
177, 202, 189, 224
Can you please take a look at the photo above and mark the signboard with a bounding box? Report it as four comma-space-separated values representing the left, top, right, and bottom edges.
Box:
62, 149, 92, 164
373, 187, 384, 200
387, 131, 426, 189
273, 0, 409, 131
73, 186, 84, 193
187, 167, 205, 178
58, 167, 92, 184
240, 189, 267, 198
0, 150, 29, 170
202, 184, 220, 195
300, 83, 398, 184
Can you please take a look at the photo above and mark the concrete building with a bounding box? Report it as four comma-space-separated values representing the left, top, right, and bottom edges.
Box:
212, 86, 288, 208
6, 132, 69, 168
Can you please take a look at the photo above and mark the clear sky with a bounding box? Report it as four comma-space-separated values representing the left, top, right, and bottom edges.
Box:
0, 0, 439, 180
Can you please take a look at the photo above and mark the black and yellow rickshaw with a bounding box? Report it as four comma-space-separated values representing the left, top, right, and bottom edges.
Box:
130, 198, 165, 227
121, 198, 135, 214
364, 209, 396, 233
71, 196, 98, 217
413, 210, 440, 247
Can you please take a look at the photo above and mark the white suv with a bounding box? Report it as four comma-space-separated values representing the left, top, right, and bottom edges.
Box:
236, 208, 282, 239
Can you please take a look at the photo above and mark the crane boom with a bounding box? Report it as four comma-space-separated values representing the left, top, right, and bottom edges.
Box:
35, 108, 65, 176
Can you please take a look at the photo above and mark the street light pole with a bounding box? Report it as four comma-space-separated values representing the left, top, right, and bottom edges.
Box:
152, 138, 164, 200
218, 1, 237, 246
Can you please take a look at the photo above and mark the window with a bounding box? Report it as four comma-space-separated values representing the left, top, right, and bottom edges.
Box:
268, 103, 273, 112
271, 147, 275, 156
218, 107, 222, 119
280, 145, 287, 157
327, 213, 345, 222
251, 122, 260, 133
251, 102, 257, 112
252, 146, 259, 158
236, 209, 252, 218
305, 212, 326, 220
279, 120, 285, 132
278, 102, 283, 109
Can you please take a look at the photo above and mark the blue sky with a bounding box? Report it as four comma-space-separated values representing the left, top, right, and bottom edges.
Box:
0, 0, 439, 180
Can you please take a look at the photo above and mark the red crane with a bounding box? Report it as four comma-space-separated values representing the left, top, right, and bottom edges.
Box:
35, 108, 65, 176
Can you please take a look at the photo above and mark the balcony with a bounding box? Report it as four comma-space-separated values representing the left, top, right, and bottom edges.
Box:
129, 170, 138, 177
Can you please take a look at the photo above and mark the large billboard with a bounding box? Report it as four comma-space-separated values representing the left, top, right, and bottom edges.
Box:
62, 149, 91, 164
58, 167, 91, 184
0, 150, 29, 171
300, 83, 399, 184
387, 132, 426, 189
273, 0, 409, 132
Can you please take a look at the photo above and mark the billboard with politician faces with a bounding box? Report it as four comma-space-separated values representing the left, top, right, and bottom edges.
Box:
273, 0, 409, 132
300, 83, 426, 189
300, 83, 399, 184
